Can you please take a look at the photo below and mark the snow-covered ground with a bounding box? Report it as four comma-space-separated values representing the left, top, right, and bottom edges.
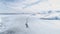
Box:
28, 18, 60, 34
0, 15, 60, 34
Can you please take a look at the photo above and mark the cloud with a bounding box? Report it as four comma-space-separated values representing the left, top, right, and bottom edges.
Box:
0, 0, 25, 13
0, 0, 60, 13
0, 0, 42, 13
0, 0, 45, 13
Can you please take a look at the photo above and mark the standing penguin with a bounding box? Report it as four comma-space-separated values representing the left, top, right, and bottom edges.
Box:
25, 23, 28, 28
25, 17, 29, 28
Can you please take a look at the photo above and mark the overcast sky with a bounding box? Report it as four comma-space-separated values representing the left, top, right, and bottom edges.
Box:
0, 0, 60, 13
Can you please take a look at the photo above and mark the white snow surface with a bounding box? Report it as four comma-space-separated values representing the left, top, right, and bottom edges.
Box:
0, 15, 60, 34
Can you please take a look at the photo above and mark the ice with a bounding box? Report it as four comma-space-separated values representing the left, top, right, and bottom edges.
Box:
0, 14, 60, 34
0, 15, 30, 34
28, 18, 60, 34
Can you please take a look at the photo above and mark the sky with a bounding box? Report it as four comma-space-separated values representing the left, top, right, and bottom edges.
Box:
0, 0, 60, 13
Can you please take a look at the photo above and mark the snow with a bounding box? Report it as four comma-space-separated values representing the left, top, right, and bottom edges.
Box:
28, 18, 60, 34
0, 15, 60, 34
